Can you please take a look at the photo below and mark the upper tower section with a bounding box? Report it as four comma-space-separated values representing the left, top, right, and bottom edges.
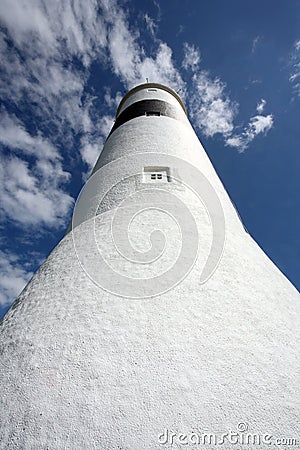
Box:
108, 83, 188, 139
116, 83, 187, 117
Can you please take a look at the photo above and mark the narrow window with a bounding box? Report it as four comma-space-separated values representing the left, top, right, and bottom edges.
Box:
142, 167, 170, 183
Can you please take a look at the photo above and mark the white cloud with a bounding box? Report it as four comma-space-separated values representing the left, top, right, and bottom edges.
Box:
0, 0, 111, 230
0, 0, 110, 157
0, 250, 33, 307
256, 98, 266, 113
182, 42, 201, 72
0, 110, 59, 160
249, 114, 273, 134
134, 43, 185, 90
189, 71, 237, 137
144, 13, 157, 36
95, 1, 185, 90
79, 114, 114, 174
0, 0, 107, 64
0, 0, 185, 156
107, 15, 140, 84
104, 88, 123, 109
226, 114, 274, 152
0, 108, 73, 227
98, 115, 114, 137
289, 40, 300, 96
80, 142, 102, 169
0, 0, 274, 160
0, 155, 74, 227
251, 36, 261, 53
187, 63, 273, 151
106, 10, 184, 90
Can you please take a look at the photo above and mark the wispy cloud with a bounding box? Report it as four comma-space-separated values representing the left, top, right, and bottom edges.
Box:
0, 0, 185, 164
0, 250, 33, 307
0, 154, 74, 227
0, 0, 276, 160
184, 43, 273, 151
0, 0, 275, 172
251, 36, 261, 53
189, 71, 237, 137
289, 40, 300, 96
0, 110, 73, 227
80, 141, 103, 170
80, 114, 114, 172
144, 13, 157, 36
0, 110, 59, 160
182, 42, 201, 72
256, 98, 266, 113
104, 88, 123, 109
226, 114, 274, 153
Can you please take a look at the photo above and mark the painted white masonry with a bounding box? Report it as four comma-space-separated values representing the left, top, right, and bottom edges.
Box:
0, 84, 299, 449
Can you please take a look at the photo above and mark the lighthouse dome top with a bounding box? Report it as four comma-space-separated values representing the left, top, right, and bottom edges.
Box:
116, 82, 187, 117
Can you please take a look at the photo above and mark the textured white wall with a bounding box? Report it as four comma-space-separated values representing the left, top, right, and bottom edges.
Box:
0, 85, 299, 450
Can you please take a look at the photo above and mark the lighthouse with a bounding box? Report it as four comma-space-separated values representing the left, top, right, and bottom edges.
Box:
0, 83, 299, 449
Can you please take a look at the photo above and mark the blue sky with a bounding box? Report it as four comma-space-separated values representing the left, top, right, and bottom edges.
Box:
0, 0, 299, 318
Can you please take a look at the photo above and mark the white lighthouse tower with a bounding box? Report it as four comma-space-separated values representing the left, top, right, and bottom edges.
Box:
0, 83, 299, 449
